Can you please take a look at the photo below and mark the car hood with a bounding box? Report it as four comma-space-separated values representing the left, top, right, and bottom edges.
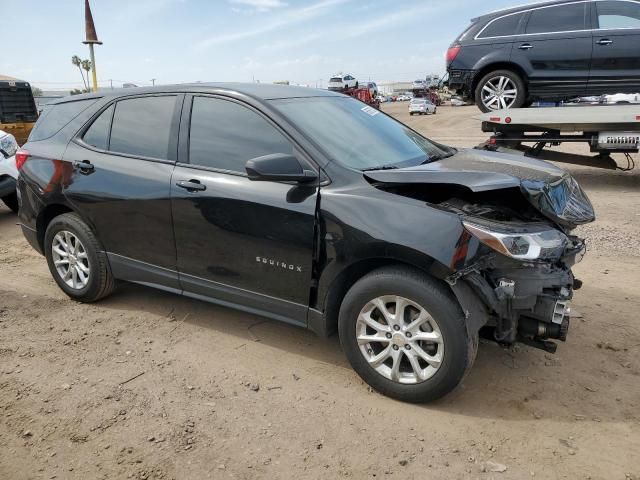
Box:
364, 148, 595, 229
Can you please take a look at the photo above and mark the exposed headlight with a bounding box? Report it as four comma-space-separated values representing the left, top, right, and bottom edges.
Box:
0, 133, 18, 158
463, 221, 568, 261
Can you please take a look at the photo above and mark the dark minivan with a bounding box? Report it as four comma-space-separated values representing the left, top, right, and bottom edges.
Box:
16, 84, 594, 402
447, 0, 640, 111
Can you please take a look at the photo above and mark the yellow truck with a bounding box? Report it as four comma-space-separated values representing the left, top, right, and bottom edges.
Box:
0, 75, 38, 145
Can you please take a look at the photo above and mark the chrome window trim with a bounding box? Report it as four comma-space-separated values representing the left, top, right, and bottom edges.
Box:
474, 0, 640, 40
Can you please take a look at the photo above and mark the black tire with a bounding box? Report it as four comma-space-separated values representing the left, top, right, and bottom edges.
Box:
474, 69, 526, 113
433, 108, 437, 115
44, 212, 115, 302
2, 192, 18, 213
338, 266, 477, 403
355, 81, 359, 89
409, 112, 414, 116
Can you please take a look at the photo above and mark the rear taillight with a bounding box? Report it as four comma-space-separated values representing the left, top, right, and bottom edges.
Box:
15, 149, 29, 170
446, 45, 461, 65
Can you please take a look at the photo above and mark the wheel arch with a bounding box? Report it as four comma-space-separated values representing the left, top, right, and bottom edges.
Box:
36, 203, 75, 252
471, 62, 528, 100
317, 255, 452, 338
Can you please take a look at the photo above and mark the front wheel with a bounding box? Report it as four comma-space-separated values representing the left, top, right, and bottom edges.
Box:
2, 192, 18, 213
338, 266, 477, 403
474, 69, 526, 112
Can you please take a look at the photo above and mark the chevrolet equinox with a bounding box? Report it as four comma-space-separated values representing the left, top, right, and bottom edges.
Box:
16, 84, 594, 402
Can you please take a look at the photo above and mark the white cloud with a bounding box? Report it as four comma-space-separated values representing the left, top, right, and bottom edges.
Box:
229, 0, 287, 11
196, 0, 349, 49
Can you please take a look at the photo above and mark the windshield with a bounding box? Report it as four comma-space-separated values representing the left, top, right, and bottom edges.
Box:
271, 96, 453, 170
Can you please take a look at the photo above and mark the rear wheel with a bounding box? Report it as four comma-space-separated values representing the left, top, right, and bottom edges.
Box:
338, 266, 477, 403
44, 213, 115, 302
1, 192, 18, 213
475, 69, 526, 112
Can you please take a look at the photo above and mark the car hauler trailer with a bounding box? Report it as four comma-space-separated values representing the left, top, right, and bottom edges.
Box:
476, 105, 640, 171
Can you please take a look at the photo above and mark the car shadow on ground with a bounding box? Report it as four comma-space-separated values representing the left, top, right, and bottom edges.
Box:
96, 282, 626, 424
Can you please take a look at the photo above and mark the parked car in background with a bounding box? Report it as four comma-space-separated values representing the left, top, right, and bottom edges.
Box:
412, 79, 427, 90
16, 83, 593, 403
0, 129, 19, 212
409, 98, 437, 115
0, 76, 39, 145
447, 0, 640, 112
362, 82, 378, 97
328, 74, 358, 91
604, 93, 640, 104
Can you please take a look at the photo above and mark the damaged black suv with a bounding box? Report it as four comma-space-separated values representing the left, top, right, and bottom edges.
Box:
16, 84, 594, 402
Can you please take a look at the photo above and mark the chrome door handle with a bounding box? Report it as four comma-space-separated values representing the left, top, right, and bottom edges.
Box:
519, 44, 533, 50
74, 160, 95, 173
176, 180, 206, 192
597, 39, 613, 45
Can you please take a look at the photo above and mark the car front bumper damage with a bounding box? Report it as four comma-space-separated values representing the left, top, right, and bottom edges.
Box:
447, 241, 585, 354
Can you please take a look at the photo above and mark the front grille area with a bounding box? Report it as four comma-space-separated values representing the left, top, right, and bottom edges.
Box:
0, 82, 38, 123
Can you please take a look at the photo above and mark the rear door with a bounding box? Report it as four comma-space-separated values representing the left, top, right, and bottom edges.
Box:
63, 94, 181, 287
170, 95, 319, 325
589, 0, 640, 94
509, 2, 592, 98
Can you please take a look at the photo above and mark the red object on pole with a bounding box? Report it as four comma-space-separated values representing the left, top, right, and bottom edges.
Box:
83, 0, 102, 45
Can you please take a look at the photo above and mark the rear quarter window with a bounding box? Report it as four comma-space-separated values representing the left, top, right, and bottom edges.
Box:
29, 99, 98, 142
478, 12, 524, 38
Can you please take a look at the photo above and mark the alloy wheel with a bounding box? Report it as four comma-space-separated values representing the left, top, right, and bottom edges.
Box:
51, 231, 90, 290
356, 295, 444, 384
481, 76, 518, 110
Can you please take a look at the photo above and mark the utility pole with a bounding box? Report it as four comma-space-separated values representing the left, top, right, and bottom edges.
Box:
150, 78, 156, 86
108, 79, 113, 89
82, 0, 102, 93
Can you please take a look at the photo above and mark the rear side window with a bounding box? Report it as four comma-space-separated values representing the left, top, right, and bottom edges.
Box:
478, 13, 524, 38
597, 0, 640, 29
188, 97, 293, 173
29, 99, 97, 142
82, 104, 114, 150
109, 96, 176, 160
525, 3, 587, 34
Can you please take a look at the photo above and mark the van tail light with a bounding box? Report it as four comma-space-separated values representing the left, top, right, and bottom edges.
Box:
15, 149, 29, 170
446, 45, 462, 65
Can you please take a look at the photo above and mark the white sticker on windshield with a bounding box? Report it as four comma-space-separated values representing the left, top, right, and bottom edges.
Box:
361, 106, 379, 117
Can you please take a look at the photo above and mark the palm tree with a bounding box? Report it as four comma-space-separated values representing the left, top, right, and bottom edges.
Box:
81, 60, 92, 90
71, 55, 88, 90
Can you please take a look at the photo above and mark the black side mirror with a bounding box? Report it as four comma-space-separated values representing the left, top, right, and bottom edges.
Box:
245, 153, 317, 183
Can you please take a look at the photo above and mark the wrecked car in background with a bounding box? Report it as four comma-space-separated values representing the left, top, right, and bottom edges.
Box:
16, 84, 594, 403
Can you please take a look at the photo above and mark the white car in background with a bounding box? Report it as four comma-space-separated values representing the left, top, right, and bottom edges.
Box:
0, 130, 19, 212
409, 98, 437, 115
604, 93, 640, 104
328, 74, 358, 91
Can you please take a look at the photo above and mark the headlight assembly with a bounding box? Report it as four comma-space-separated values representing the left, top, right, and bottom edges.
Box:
463, 221, 568, 261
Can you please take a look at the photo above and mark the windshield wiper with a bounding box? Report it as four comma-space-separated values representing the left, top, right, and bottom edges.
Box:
361, 164, 399, 172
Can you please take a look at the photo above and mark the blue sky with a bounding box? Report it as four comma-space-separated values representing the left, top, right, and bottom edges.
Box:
1, 0, 528, 91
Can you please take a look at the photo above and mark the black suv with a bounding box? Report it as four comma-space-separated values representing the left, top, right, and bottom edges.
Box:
16, 84, 594, 402
447, 0, 640, 111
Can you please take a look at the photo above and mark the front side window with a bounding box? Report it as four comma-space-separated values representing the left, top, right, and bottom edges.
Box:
478, 13, 524, 38
188, 97, 293, 173
109, 96, 176, 160
272, 97, 452, 171
597, 0, 640, 29
525, 3, 587, 34
82, 104, 114, 150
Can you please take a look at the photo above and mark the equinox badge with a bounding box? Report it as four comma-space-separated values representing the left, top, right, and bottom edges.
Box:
256, 256, 303, 273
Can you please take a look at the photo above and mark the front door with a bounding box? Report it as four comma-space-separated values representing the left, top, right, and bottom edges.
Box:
170, 95, 318, 325
588, 0, 640, 94
510, 2, 592, 99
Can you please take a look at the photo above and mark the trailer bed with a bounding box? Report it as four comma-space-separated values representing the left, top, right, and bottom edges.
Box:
477, 105, 640, 132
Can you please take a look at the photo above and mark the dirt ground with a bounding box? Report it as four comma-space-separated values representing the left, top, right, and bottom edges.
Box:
1, 104, 639, 480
